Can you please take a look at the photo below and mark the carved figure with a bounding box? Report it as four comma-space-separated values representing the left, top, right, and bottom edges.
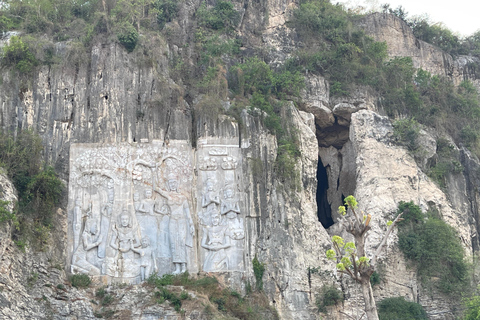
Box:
71, 217, 102, 275
99, 191, 114, 258
202, 180, 220, 210
102, 191, 114, 217
202, 212, 230, 272
133, 192, 141, 214
155, 173, 194, 274
221, 187, 240, 218
73, 198, 83, 250
221, 186, 244, 270
110, 211, 140, 253
132, 237, 158, 281
138, 189, 155, 215
200, 179, 220, 226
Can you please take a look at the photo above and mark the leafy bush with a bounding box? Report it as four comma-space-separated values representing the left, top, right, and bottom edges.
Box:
396, 201, 423, 227
252, 255, 266, 291
147, 273, 278, 319
197, 0, 240, 32
70, 274, 91, 288
117, 22, 139, 52
377, 297, 427, 320
2, 36, 38, 73
0, 200, 18, 227
463, 295, 480, 320
396, 202, 469, 296
370, 271, 380, 286
156, 0, 179, 29
393, 118, 420, 152
316, 285, 344, 313
0, 130, 63, 248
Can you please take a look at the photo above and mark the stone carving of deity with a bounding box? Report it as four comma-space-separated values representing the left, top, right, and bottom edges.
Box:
131, 237, 158, 281
155, 173, 194, 274
71, 217, 102, 275
110, 211, 141, 277
221, 186, 244, 270
133, 192, 141, 214
221, 187, 244, 240
200, 179, 220, 225
202, 212, 230, 272
98, 191, 114, 259
73, 198, 83, 250
137, 189, 155, 216
110, 211, 140, 254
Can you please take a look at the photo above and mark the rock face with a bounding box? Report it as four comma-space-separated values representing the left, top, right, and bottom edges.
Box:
358, 13, 480, 87
1, 5, 480, 320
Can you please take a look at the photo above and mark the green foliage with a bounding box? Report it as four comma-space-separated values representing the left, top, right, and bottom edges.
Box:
392, 118, 420, 152
377, 297, 428, 320
316, 285, 344, 313
23, 166, 63, 226
197, 0, 240, 32
1, 36, 38, 73
396, 202, 469, 296
370, 271, 380, 286
288, 0, 388, 96
396, 201, 423, 227
101, 294, 114, 306
96, 287, 106, 298
463, 295, 480, 320
156, 0, 179, 29
408, 16, 463, 55
0, 200, 18, 228
252, 255, 266, 291
197, 34, 240, 66
0, 130, 63, 248
116, 22, 139, 52
147, 273, 278, 319
70, 274, 91, 288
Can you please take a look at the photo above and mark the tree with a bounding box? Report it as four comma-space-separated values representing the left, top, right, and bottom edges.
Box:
325, 196, 404, 320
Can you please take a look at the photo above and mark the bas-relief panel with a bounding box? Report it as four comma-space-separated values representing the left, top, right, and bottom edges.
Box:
196, 146, 245, 273
67, 141, 245, 283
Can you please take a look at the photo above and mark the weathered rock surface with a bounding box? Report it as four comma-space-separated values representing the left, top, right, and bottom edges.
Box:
359, 13, 480, 87
1, 4, 480, 320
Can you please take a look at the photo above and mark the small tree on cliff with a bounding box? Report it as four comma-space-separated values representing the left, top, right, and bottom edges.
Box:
326, 196, 404, 320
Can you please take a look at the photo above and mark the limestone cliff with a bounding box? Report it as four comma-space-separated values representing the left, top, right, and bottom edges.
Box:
0, 3, 479, 320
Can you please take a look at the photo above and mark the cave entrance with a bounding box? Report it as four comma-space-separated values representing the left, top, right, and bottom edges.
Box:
317, 157, 334, 228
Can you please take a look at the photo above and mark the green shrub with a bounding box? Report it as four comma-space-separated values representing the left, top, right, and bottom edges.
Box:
117, 22, 138, 52
396, 201, 423, 227
396, 202, 469, 296
0, 200, 18, 227
393, 118, 420, 152
156, 0, 179, 29
2, 36, 38, 73
147, 273, 175, 286
252, 255, 266, 291
370, 271, 380, 287
101, 294, 114, 306
316, 285, 344, 313
463, 295, 480, 320
377, 297, 427, 320
70, 274, 91, 288
197, 0, 240, 32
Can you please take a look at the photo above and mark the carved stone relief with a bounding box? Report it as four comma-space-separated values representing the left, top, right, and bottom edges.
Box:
68, 141, 196, 283
196, 144, 245, 272
67, 141, 245, 283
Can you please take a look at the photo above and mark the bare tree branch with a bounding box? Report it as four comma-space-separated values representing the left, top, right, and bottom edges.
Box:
371, 211, 405, 266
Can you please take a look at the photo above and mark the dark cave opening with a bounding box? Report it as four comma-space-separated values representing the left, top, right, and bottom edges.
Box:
317, 157, 334, 228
